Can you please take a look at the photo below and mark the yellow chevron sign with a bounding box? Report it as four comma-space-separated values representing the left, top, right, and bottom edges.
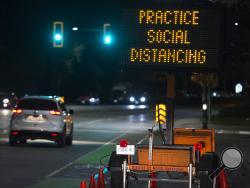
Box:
155, 104, 167, 125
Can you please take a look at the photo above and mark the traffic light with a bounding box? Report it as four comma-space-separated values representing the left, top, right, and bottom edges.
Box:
53, 21, 64, 48
103, 23, 112, 45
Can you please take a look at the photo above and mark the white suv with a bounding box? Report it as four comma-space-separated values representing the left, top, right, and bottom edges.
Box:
9, 95, 74, 147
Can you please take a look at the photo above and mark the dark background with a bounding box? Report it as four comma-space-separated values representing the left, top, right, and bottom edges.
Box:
0, 0, 249, 102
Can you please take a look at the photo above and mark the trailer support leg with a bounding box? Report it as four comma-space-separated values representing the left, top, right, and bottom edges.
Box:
122, 160, 127, 188
189, 163, 193, 188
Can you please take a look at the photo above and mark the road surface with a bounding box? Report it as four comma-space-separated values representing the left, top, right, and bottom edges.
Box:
0, 105, 249, 188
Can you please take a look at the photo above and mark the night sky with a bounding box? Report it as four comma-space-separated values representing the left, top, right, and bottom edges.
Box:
0, 0, 249, 100
0, 0, 128, 98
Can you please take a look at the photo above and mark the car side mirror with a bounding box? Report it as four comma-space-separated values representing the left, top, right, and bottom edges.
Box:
69, 109, 74, 115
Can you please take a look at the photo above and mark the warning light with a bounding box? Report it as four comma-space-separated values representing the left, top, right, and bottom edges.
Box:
194, 143, 203, 152
155, 104, 167, 125
119, 139, 128, 147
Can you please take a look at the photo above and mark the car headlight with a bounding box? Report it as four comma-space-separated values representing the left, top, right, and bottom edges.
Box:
140, 96, 146, 102
3, 98, 9, 104
129, 97, 135, 102
1, 109, 11, 116
89, 97, 95, 103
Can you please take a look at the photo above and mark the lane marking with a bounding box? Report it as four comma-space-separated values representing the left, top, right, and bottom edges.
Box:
74, 119, 109, 126
47, 162, 73, 177
238, 131, 250, 135
137, 135, 148, 145
74, 113, 152, 127
73, 140, 109, 145
46, 130, 131, 177
75, 129, 146, 134
215, 130, 250, 135
0, 138, 110, 146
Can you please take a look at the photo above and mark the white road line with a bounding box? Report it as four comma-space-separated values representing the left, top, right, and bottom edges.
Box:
238, 131, 250, 135
46, 130, 131, 177
137, 135, 148, 145
73, 140, 108, 145
215, 130, 250, 135
74, 119, 109, 126
47, 162, 73, 177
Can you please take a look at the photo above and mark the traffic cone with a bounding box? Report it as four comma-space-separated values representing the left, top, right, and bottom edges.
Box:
218, 169, 230, 188
80, 181, 87, 188
149, 172, 157, 188
97, 167, 106, 188
89, 175, 96, 188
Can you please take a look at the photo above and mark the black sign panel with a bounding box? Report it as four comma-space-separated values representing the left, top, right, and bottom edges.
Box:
121, 5, 223, 71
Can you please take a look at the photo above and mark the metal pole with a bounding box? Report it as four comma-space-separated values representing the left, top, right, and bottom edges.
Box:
148, 129, 153, 164
148, 128, 153, 188
207, 86, 212, 121
166, 73, 175, 144
122, 160, 127, 188
202, 82, 208, 129
189, 163, 193, 188
213, 177, 217, 188
148, 178, 151, 188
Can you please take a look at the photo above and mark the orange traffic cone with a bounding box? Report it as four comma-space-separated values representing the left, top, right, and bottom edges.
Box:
149, 172, 157, 188
218, 169, 230, 188
97, 167, 106, 188
89, 175, 96, 188
80, 181, 87, 188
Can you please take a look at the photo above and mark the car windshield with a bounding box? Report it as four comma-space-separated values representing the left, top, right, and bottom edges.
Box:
16, 99, 58, 111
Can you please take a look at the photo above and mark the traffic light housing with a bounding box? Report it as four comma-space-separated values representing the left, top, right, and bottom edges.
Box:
103, 23, 112, 45
53, 21, 64, 48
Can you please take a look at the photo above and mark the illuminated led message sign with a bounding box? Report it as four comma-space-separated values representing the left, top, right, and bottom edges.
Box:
121, 5, 222, 71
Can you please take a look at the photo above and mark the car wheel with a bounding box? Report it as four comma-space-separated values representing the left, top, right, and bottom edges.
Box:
57, 130, 66, 148
198, 152, 219, 188
66, 126, 73, 146
109, 151, 128, 188
9, 136, 18, 146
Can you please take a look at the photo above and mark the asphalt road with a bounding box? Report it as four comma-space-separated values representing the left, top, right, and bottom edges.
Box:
0, 105, 250, 188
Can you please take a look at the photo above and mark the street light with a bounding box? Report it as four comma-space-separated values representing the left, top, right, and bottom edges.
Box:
235, 83, 243, 94
72, 27, 78, 31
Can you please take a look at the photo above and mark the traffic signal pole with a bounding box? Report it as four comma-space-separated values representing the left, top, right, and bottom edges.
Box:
202, 81, 208, 129
166, 73, 175, 145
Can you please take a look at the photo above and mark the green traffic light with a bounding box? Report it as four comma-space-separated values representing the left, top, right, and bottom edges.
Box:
104, 35, 112, 45
54, 34, 62, 41
53, 21, 64, 48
